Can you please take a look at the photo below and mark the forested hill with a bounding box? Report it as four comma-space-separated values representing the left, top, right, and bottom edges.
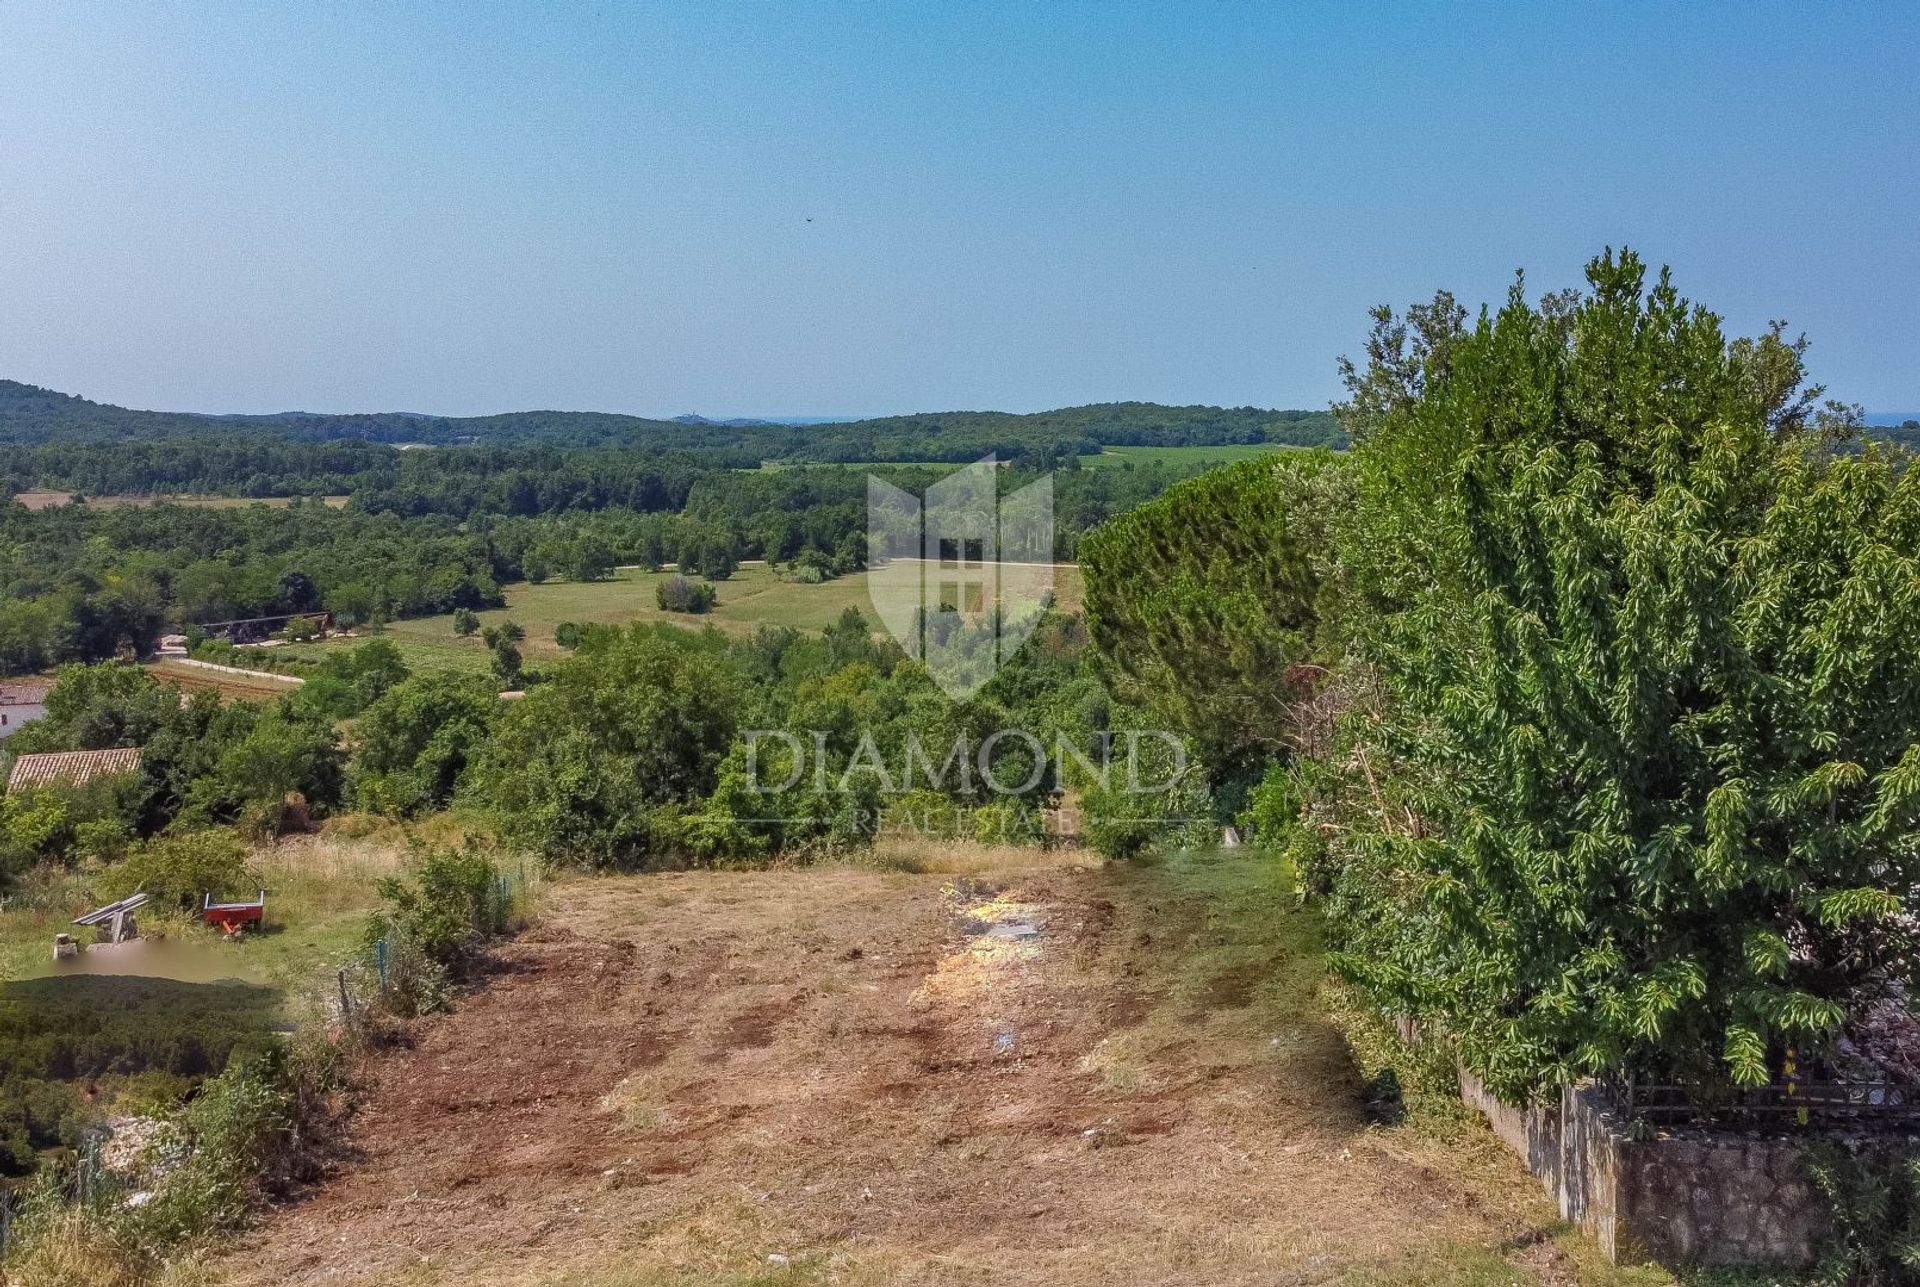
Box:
0, 380, 1345, 459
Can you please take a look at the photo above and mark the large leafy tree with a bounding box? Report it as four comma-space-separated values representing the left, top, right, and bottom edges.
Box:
468, 625, 742, 867
1327, 250, 1920, 1100
353, 671, 500, 815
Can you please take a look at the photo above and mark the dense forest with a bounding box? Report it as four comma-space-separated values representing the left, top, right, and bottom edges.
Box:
0, 379, 1345, 458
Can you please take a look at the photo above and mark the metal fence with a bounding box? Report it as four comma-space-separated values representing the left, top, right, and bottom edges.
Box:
1613, 1076, 1920, 1127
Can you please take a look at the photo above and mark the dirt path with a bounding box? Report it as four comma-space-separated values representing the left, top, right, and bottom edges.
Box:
220, 854, 1614, 1286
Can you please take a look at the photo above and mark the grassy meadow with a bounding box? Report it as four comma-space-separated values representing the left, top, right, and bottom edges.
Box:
280, 562, 1086, 674
1077, 442, 1301, 468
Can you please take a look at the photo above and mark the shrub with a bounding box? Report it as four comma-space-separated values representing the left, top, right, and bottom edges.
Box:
104, 830, 255, 910
0, 780, 137, 884
1803, 1143, 1920, 1286
972, 798, 1042, 845
1077, 728, 1211, 860
368, 849, 513, 973
655, 574, 716, 614
128, 1052, 295, 1247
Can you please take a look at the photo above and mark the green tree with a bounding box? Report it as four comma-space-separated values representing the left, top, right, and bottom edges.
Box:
1323, 250, 1920, 1101
185, 704, 345, 834
354, 672, 500, 814
291, 638, 409, 719
452, 606, 479, 637
569, 534, 616, 583
468, 627, 741, 867
5, 662, 179, 753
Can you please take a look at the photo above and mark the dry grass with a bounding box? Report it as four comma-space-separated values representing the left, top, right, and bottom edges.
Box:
3, 1210, 151, 1287
855, 833, 1097, 875
211, 849, 1679, 1287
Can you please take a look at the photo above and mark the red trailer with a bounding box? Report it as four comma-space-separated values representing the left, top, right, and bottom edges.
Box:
203, 890, 266, 935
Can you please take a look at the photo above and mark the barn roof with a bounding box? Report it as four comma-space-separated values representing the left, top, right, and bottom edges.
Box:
6, 747, 142, 792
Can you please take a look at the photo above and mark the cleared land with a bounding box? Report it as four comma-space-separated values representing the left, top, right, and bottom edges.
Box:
217, 850, 1668, 1287
282, 563, 1087, 673
10, 491, 350, 511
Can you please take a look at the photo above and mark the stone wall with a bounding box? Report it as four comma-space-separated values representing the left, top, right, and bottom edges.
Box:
1459, 1072, 1826, 1267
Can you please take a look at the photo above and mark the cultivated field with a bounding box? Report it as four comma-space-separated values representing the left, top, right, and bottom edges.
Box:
9, 491, 350, 511
142, 656, 305, 701
282, 563, 1087, 674
214, 848, 1666, 1287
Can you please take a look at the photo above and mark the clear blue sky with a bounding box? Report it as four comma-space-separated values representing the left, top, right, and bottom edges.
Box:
1, 2, 1914, 418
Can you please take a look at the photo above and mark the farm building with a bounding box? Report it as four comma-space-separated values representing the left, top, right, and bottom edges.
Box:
6, 746, 143, 792
0, 679, 52, 740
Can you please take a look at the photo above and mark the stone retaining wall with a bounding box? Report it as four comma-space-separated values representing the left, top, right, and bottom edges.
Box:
1459, 1072, 1825, 1266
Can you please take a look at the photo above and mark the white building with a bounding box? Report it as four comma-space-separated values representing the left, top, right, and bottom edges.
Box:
0, 680, 51, 740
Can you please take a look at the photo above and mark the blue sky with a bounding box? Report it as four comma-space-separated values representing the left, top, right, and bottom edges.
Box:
1, 2, 1914, 418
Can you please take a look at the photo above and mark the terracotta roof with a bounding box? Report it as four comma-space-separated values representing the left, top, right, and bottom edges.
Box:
6, 748, 142, 792
0, 681, 52, 706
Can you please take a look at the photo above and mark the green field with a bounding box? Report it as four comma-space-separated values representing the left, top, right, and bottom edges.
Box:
753, 459, 968, 473
1077, 443, 1301, 468
283, 562, 1087, 674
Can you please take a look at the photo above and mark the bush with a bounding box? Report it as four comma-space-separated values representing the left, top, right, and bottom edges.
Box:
655, 574, 716, 614
362, 849, 521, 1016
104, 830, 254, 910
368, 849, 514, 974
1803, 1143, 1920, 1286
128, 1051, 296, 1247
1078, 730, 1211, 860
0, 780, 137, 884
972, 798, 1042, 845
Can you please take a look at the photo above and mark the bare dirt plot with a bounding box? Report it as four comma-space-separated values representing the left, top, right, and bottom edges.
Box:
218, 854, 1662, 1287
